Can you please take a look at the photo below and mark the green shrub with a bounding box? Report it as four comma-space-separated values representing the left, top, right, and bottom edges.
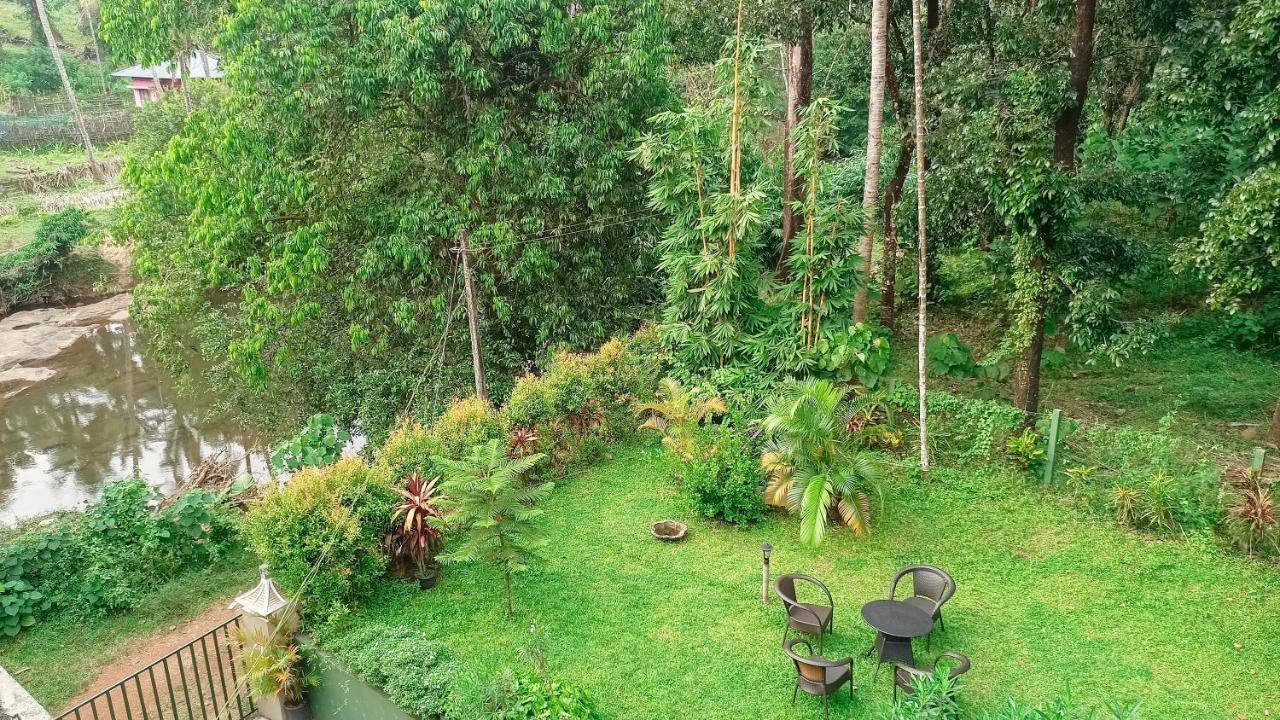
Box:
378, 398, 510, 477
323, 625, 458, 718
0, 208, 90, 313
813, 323, 892, 388
485, 671, 600, 720
270, 413, 352, 471
430, 397, 510, 458
684, 425, 766, 525
0, 478, 241, 637
243, 459, 396, 622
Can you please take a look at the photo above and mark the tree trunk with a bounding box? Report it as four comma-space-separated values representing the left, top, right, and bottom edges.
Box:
855, 0, 890, 323
503, 567, 515, 619
33, 0, 102, 181
910, 0, 930, 476
779, 11, 814, 280
1014, 0, 1096, 419
880, 139, 912, 329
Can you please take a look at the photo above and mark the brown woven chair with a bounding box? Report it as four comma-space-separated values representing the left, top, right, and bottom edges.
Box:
892, 651, 970, 703
783, 638, 855, 720
889, 565, 954, 647
775, 573, 835, 653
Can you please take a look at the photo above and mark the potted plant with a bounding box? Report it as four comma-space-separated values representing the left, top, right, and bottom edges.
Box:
385, 473, 446, 589
237, 629, 318, 720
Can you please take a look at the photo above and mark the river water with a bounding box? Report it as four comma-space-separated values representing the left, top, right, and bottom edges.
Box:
0, 297, 271, 524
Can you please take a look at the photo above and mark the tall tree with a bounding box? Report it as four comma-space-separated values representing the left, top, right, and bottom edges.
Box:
779, 7, 814, 278
1011, 0, 1097, 418
33, 0, 102, 181
853, 0, 888, 323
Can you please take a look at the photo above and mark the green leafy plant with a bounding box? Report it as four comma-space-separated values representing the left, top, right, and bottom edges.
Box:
926, 333, 977, 380
486, 671, 600, 720
684, 425, 767, 526
433, 440, 551, 618
888, 667, 963, 720
1112, 487, 1141, 527
1005, 428, 1046, 474
235, 629, 318, 707
270, 413, 352, 472
384, 474, 446, 580
323, 625, 459, 718
634, 378, 727, 461
1139, 472, 1180, 533
761, 379, 881, 545
813, 323, 892, 388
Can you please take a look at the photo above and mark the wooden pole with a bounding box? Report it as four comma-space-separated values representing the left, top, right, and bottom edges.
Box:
458, 231, 489, 406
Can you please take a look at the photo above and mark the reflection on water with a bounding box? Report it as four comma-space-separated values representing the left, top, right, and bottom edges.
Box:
0, 319, 270, 524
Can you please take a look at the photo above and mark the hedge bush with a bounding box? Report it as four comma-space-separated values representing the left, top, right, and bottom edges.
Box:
0, 478, 240, 638
323, 625, 459, 718
242, 459, 396, 622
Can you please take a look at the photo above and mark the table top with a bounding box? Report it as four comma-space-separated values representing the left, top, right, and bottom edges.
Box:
860, 599, 933, 638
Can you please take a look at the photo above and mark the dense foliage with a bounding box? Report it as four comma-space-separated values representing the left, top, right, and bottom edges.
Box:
117, 0, 676, 441
242, 459, 397, 622
0, 478, 240, 638
683, 423, 767, 525
322, 625, 459, 718
0, 208, 89, 314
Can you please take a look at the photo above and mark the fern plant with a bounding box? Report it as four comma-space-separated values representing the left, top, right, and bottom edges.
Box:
761, 379, 880, 545
433, 440, 551, 619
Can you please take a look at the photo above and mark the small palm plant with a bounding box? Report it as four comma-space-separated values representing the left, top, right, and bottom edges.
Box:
432, 440, 551, 619
634, 378, 727, 460
233, 628, 317, 709
761, 378, 880, 546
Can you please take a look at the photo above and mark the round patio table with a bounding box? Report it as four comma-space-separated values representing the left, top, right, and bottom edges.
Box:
860, 599, 933, 669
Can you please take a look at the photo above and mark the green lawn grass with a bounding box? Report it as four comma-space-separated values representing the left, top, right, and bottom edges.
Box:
345, 443, 1280, 719
0, 550, 258, 709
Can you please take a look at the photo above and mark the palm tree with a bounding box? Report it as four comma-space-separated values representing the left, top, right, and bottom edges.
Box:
32, 0, 103, 181
432, 440, 551, 619
761, 379, 880, 546
634, 378, 726, 461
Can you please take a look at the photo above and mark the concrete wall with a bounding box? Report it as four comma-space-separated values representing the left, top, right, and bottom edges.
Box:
308, 650, 415, 720
0, 665, 52, 720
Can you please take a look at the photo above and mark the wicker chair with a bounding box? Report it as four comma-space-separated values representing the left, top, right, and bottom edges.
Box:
888, 565, 954, 647
892, 651, 970, 703
783, 638, 855, 720
775, 573, 835, 653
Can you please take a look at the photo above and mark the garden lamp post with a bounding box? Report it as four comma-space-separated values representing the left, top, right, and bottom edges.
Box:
761, 543, 773, 605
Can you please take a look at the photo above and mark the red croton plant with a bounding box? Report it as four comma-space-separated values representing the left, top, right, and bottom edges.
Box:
386, 474, 446, 577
